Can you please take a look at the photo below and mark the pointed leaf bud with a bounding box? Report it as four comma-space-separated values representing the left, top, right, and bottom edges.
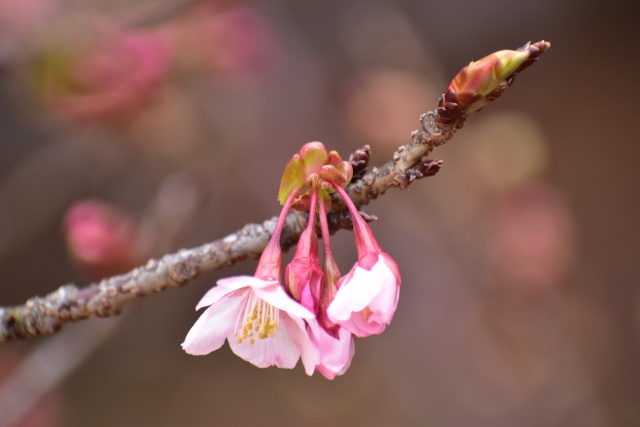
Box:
436, 41, 550, 125
450, 49, 530, 100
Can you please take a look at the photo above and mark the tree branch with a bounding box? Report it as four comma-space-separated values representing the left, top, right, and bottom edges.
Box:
0, 41, 549, 343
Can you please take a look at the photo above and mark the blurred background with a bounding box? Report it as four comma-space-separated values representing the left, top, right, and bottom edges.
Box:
0, 0, 638, 425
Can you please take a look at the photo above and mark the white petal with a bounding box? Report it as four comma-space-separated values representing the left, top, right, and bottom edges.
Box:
253, 284, 315, 320
327, 264, 384, 321
217, 275, 279, 290
228, 317, 301, 369
182, 294, 244, 355
196, 276, 278, 310
367, 261, 400, 324
281, 315, 319, 376
195, 285, 234, 311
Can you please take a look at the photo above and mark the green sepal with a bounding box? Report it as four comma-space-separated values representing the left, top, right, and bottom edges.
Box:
278, 155, 305, 205
278, 142, 329, 205
301, 143, 329, 176
278, 142, 354, 205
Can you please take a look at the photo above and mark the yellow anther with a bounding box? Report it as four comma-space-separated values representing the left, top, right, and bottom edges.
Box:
250, 338, 255, 345
237, 337, 243, 344
362, 306, 371, 319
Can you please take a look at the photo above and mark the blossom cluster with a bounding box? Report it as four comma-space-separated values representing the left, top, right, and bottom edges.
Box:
182, 142, 401, 379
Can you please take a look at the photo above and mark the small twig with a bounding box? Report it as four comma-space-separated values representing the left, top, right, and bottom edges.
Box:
0, 41, 549, 342
337, 42, 550, 211
0, 212, 297, 342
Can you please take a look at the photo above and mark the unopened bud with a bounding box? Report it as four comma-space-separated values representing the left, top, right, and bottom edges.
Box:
349, 145, 371, 181
437, 41, 550, 124
64, 200, 140, 279
285, 227, 323, 313
450, 49, 530, 100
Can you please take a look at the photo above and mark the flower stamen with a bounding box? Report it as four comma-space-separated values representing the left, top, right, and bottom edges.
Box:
234, 292, 280, 344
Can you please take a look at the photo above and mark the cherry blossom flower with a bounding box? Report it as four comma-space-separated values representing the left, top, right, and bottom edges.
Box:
328, 251, 400, 337
438, 42, 549, 124
327, 185, 401, 338
182, 276, 318, 374
183, 189, 319, 374
184, 140, 399, 377
284, 181, 355, 378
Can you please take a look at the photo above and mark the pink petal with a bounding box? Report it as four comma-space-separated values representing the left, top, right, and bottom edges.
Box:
366, 259, 400, 324
253, 284, 315, 320
228, 317, 301, 369
196, 276, 276, 310
349, 309, 386, 336
217, 275, 278, 291
327, 254, 401, 337
326, 265, 384, 321
281, 315, 319, 376
311, 323, 354, 380
182, 294, 244, 355
380, 252, 401, 284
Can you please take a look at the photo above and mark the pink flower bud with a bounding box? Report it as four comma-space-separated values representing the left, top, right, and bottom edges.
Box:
64, 200, 139, 279
285, 227, 323, 313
